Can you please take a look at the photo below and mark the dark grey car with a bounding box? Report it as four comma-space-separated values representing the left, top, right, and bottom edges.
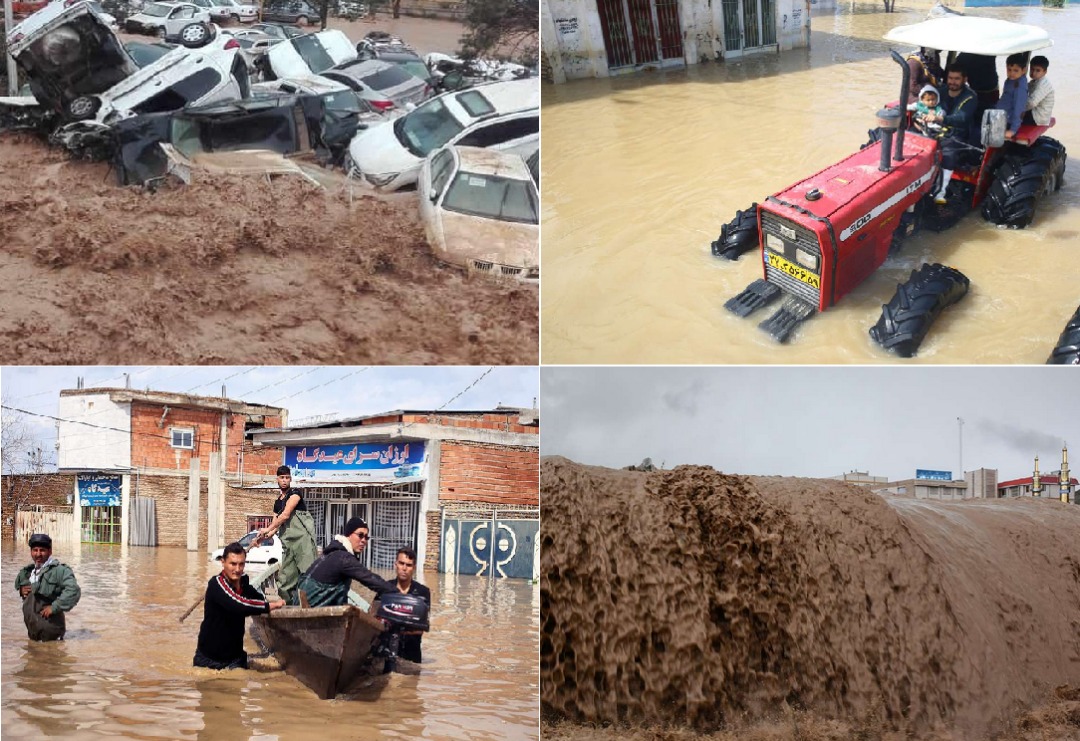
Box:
260, 0, 319, 25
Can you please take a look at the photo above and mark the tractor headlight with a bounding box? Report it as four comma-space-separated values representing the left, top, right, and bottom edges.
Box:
795, 248, 818, 271
765, 233, 784, 253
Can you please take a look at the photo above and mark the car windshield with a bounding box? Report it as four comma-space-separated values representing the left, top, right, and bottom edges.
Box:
394, 97, 463, 157
141, 3, 173, 16
237, 531, 259, 547
291, 34, 335, 73
323, 90, 362, 112
442, 172, 538, 224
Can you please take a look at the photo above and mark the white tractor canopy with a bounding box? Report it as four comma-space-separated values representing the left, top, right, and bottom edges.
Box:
884, 16, 1052, 56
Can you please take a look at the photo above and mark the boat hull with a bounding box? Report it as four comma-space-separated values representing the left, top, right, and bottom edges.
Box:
251, 604, 385, 699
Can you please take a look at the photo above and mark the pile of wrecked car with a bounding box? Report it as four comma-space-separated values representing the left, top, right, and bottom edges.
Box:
1, 0, 538, 283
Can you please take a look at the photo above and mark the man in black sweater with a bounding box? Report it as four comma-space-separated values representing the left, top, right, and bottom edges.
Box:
298, 517, 396, 607
391, 547, 431, 663
193, 542, 285, 670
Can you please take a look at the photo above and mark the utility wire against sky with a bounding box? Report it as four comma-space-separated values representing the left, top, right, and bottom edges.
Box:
234, 367, 321, 401
3, 366, 160, 407
184, 367, 259, 394
269, 368, 371, 405
402, 367, 496, 429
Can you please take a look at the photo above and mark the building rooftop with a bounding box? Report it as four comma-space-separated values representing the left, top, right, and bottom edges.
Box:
59, 388, 286, 417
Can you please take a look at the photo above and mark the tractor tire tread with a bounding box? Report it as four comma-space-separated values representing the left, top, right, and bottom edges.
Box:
868, 262, 970, 358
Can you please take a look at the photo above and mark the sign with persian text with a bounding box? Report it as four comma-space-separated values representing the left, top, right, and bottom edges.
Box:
284, 442, 426, 482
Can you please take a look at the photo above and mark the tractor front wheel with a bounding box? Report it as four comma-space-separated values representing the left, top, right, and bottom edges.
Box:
869, 263, 970, 358
1047, 305, 1080, 365
711, 204, 759, 260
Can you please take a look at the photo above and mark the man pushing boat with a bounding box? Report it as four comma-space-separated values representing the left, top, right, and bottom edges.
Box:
193, 542, 286, 670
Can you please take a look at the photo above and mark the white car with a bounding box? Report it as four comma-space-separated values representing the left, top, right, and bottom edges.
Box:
208, 0, 258, 22
124, 2, 212, 39
210, 531, 283, 571
252, 74, 387, 125
418, 145, 538, 281
346, 78, 538, 191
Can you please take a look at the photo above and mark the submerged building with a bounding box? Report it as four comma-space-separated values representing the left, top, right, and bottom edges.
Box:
541, 0, 812, 81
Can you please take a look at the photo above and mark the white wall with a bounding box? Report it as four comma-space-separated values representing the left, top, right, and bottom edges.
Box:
543, 0, 611, 80
57, 394, 131, 471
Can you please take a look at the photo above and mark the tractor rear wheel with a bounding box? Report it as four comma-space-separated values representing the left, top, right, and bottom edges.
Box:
980, 157, 1053, 229
1047, 305, 1080, 365
869, 263, 970, 358
711, 203, 758, 260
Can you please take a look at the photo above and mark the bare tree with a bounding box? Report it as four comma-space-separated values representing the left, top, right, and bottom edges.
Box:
2, 398, 34, 475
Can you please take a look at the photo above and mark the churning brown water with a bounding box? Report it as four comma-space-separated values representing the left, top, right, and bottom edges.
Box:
541, 4, 1080, 364
539, 458, 1080, 739
1, 542, 539, 739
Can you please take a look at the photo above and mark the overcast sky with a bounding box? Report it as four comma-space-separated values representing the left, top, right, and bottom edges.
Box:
541, 367, 1078, 482
1, 366, 538, 469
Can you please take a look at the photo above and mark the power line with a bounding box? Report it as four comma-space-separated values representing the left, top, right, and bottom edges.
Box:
235, 367, 320, 400
269, 368, 370, 405
402, 367, 496, 428
184, 367, 259, 394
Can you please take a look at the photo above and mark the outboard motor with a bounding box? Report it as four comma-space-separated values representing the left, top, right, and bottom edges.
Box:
373, 593, 430, 672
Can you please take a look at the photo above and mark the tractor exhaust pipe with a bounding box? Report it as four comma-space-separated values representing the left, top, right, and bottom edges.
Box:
890, 50, 910, 162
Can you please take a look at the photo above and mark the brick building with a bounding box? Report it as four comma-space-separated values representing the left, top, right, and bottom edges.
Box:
249, 408, 540, 579
52, 388, 287, 548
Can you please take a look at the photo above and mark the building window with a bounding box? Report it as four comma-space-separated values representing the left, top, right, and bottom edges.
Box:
170, 428, 194, 449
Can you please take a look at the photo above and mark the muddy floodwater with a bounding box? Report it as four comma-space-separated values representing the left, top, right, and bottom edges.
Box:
1, 542, 539, 740
541, 3, 1080, 364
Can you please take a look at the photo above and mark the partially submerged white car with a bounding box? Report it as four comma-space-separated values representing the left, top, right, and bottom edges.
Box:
210, 531, 283, 572
417, 145, 539, 282
124, 1, 211, 39
345, 78, 539, 191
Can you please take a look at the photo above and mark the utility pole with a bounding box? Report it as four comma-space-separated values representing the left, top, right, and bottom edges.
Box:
957, 417, 964, 479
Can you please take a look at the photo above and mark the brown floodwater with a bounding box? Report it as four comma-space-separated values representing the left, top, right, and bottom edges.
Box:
1, 542, 539, 739
540, 3, 1080, 364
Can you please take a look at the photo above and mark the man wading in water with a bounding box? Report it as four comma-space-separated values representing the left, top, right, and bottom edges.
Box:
193, 542, 286, 669
255, 465, 317, 605
14, 533, 81, 641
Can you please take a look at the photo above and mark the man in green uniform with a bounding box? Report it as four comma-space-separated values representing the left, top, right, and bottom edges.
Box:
14, 533, 81, 641
255, 465, 317, 605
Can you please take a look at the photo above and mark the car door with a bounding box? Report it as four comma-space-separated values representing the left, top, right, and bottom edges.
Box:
166, 4, 197, 36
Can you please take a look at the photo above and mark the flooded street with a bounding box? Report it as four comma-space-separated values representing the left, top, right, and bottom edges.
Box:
1, 542, 539, 740
541, 3, 1080, 364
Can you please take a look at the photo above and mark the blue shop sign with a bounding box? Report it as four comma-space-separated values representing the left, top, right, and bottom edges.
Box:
915, 469, 953, 481
284, 442, 425, 478
78, 474, 122, 506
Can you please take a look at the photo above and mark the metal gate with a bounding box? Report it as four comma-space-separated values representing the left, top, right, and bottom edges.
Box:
722, 0, 777, 58
15, 506, 74, 546
598, 0, 684, 70
129, 496, 157, 547
441, 517, 538, 579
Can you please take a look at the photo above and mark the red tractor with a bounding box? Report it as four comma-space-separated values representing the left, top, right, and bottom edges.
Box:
715, 16, 1066, 357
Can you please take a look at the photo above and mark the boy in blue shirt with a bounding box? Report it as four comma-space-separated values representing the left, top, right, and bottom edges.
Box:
996, 53, 1028, 140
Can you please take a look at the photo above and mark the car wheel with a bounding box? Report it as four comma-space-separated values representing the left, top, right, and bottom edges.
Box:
231, 12, 240, 21
155, 25, 167, 38
296, 14, 309, 24
66, 96, 101, 121
178, 21, 212, 47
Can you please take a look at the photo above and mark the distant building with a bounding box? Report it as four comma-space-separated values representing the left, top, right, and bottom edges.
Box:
998, 475, 1078, 502
56, 388, 287, 547
965, 468, 998, 499
872, 478, 969, 500
830, 471, 889, 487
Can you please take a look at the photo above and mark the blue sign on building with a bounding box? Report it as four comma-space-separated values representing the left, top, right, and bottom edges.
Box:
77, 474, 122, 507
284, 442, 425, 481
915, 469, 953, 481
